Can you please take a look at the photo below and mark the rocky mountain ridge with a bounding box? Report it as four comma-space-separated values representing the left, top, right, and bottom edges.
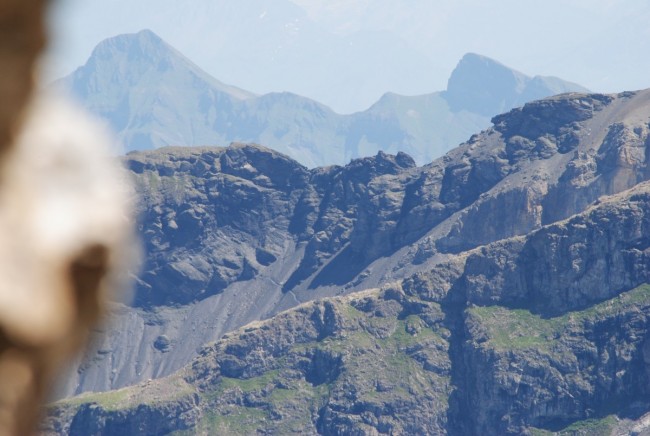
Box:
58, 30, 587, 166
44, 179, 650, 434
49, 87, 650, 424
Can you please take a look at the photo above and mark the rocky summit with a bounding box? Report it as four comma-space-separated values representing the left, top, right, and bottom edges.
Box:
46, 89, 650, 434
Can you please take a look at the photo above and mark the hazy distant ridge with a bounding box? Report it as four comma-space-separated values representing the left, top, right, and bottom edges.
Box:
59, 30, 588, 166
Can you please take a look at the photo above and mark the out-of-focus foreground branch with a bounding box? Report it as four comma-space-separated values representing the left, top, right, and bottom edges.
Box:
0, 1, 133, 434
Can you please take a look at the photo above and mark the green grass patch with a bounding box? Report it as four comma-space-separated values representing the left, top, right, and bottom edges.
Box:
340, 302, 366, 321
387, 315, 444, 348
55, 386, 134, 412
470, 284, 650, 350
199, 407, 269, 434
469, 306, 561, 349
529, 428, 554, 436
558, 415, 618, 435
205, 369, 280, 399
529, 414, 618, 436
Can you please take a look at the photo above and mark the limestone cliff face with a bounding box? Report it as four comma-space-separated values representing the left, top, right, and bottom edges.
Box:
54, 89, 650, 435
463, 287, 650, 435
45, 182, 650, 434
406, 183, 650, 434
127, 144, 311, 307
454, 182, 650, 314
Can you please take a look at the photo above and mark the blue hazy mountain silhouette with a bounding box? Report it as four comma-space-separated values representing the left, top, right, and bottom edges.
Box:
58, 30, 588, 166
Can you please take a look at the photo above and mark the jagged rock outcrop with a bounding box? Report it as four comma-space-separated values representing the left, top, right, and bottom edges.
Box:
53, 88, 650, 436
128, 144, 310, 307
450, 182, 650, 315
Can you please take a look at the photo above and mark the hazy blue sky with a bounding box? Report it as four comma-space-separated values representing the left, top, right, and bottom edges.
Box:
42, 0, 650, 113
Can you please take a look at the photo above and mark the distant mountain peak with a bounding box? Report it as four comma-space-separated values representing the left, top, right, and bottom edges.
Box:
67, 29, 255, 103
57, 30, 258, 151
456, 52, 517, 70
444, 52, 589, 117
60, 32, 588, 164
90, 29, 168, 63
445, 53, 530, 116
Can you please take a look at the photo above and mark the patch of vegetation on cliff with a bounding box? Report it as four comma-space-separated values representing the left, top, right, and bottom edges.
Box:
529, 414, 617, 435
55, 387, 134, 412
187, 293, 451, 433
216, 370, 281, 394
54, 377, 196, 412
197, 408, 270, 435
468, 284, 650, 351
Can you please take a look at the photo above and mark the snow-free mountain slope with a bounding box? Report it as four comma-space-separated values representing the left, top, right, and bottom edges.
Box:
52, 90, 650, 407
444, 53, 588, 116
60, 30, 587, 166
47, 0, 441, 113
58, 30, 254, 152
48, 1, 650, 113
46, 179, 650, 433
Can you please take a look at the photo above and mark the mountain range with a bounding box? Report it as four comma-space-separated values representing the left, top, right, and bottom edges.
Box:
57, 29, 587, 167
47, 1, 650, 113
44, 88, 650, 434
48, 0, 444, 113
